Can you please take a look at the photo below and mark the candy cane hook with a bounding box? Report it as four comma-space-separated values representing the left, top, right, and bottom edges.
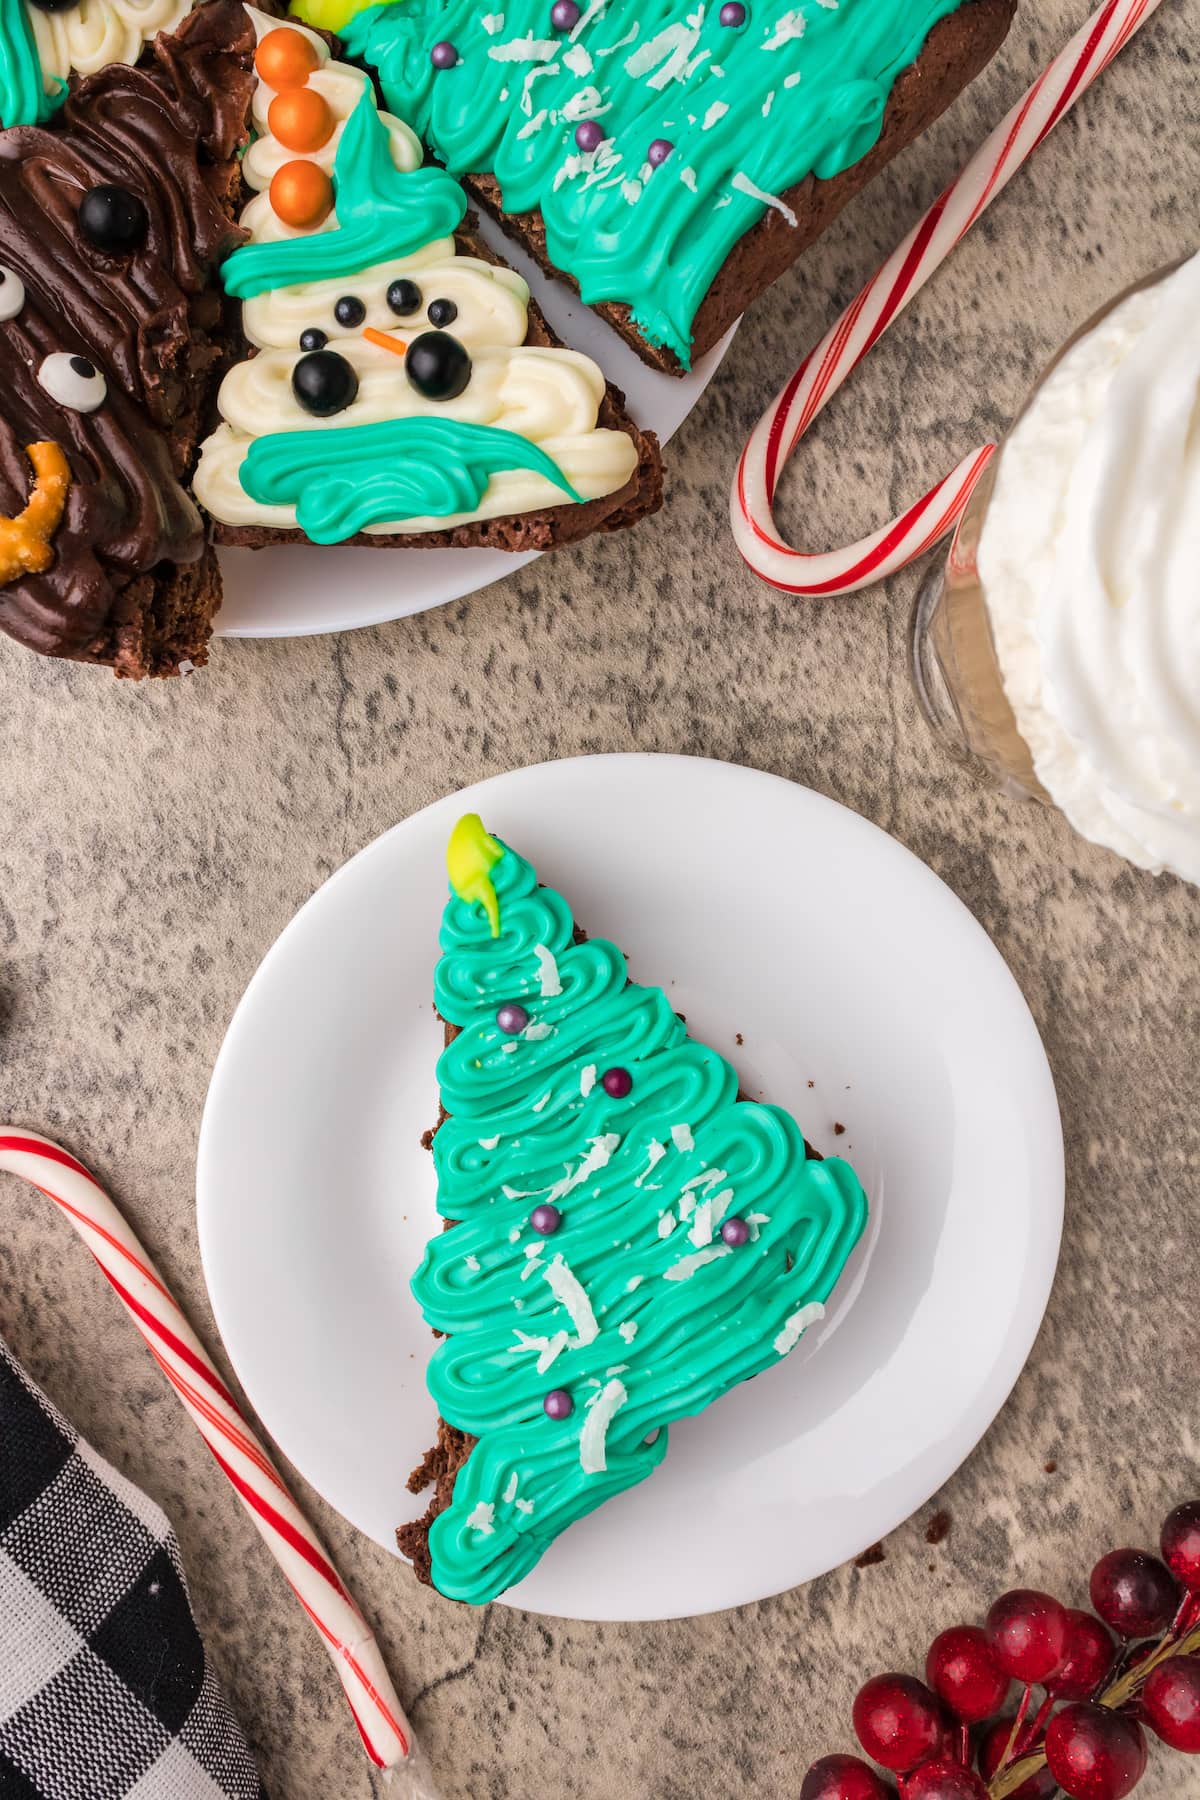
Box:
731, 0, 1165, 595
0, 1129, 423, 1784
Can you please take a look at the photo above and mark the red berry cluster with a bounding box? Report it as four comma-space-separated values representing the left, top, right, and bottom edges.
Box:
801, 1501, 1200, 1800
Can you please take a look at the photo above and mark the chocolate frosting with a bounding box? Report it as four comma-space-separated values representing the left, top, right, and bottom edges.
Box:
0, 0, 256, 666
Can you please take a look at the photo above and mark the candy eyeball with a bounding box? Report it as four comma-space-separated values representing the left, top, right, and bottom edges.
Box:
386, 278, 421, 317
0, 267, 25, 321
299, 327, 327, 352
333, 294, 366, 329
426, 297, 457, 328
38, 352, 107, 412
78, 185, 148, 255
405, 331, 471, 402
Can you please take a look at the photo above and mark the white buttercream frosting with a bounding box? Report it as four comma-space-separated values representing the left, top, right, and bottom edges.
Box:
28, 0, 192, 88
978, 254, 1200, 885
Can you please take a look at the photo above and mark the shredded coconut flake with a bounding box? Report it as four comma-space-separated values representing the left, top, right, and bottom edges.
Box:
774, 1301, 825, 1356
762, 7, 805, 48
783, 69, 801, 87
546, 1133, 620, 1203
503, 1471, 519, 1502
532, 1090, 551, 1112
508, 1226, 521, 1244
502, 1041, 519, 1054
481, 10, 504, 29
524, 1021, 554, 1041
479, 1135, 501, 1150
621, 178, 643, 204
731, 170, 798, 227
544, 1252, 599, 1344
761, 88, 775, 117
580, 1064, 597, 1097
702, 100, 728, 129
579, 1378, 627, 1474
657, 1211, 675, 1238
664, 1244, 733, 1281
562, 42, 593, 75
465, 1254, 481, 1271
515, 1496, 535, 1515
688, 1199, 715, 1248
618, 1320, 638, 1344
626, 1274, 643, 1292
670, 1123, 694, 1152
466, 1501, 495, 1535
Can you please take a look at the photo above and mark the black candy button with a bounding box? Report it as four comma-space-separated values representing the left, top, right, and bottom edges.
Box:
291, 348, 359, 417
299, 327, 327, 352
79, 184, 148, 254
426, 297, 457, 327
333, 294, 366, 328
386, 278, 421, 316
405, 330, 471, 402
29, 0, 79, 12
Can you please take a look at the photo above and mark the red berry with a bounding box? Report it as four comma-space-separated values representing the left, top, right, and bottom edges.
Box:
978, 1719, 1058, 1799
1161, 1502, 1200, 1594
926, 1625, 1010, 1722
1142, 1654, 1200, 1752
904, 1760, 988, 1800
1044, 1702, 1147, 1800
799, 1754, 894, 1800
985, 1590, 1070, 1684
1090, 1548, 1179, 1640
1045, 1609, 1117, 1700
852, 1674, 945, 1772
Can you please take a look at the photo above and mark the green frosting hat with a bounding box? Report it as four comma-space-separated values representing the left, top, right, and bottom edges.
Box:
222, 86, 467, 301
0, 0, 64, 127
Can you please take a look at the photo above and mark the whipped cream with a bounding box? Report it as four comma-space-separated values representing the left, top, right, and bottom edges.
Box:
978, 253, 1200, 886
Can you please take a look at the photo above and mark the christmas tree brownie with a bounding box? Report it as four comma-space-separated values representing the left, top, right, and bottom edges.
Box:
0, 0, 259, 674
194, 11, 661, 551
343, 0, 1015, 374
401, 814, 868, 1605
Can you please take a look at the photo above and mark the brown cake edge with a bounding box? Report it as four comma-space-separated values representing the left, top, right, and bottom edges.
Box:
400, 1001, 822, 1593
464, 0, 1016, 375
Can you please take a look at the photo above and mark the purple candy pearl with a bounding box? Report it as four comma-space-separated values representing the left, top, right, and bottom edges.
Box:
430, 39, 458, 67
543, 1388, 573, 1420
495, 1001, 529, 1035
601, 1066, 632, 1098
530, 1203, 562, 1236
550, 0, 580, 27
574, 119, 605, 153
721, 1216, 750, 1247
718, 1, 746, 23
647, 137, 674, 166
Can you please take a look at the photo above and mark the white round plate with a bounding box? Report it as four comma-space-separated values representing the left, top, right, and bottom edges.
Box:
213, 220, 735, 639
197, 754, 1063, 1621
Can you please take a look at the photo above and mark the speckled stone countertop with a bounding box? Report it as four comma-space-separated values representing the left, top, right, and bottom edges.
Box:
2, 3, 1198, 1795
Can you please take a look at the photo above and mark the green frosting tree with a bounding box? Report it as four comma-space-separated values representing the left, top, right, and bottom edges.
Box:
409, 816, 868, 1604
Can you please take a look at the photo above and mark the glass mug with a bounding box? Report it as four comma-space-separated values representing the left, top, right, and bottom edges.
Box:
908, 263, 1180, 807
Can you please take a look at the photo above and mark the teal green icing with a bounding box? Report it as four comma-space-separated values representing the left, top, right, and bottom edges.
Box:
1, 0, 62, 126
417, 835, 869, 1603
344, 0, 964, 365
221, 86, 466, 300
241, 416, 581, 541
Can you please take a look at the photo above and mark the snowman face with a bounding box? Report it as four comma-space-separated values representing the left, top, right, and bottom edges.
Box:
23, 0, 196, 93
239, 225, 533, 357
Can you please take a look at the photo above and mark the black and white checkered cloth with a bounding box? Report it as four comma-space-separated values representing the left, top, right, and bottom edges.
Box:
0, 1341, 266, 1800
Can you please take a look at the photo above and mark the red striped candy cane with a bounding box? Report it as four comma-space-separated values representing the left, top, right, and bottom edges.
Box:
0, 1129, 419, 1780
731, 0, 1164, 595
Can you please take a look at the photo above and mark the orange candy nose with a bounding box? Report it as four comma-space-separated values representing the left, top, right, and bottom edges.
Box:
269, 159, 334, 228
254, 26, 321, 90
268, 87, 334, 154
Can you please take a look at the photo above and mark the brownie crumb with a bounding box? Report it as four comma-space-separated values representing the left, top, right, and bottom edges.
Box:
1044, 1459, 1058, 1474
735, 1032, 744, 1046
925, 1510, 951, 1545
420, 1128, 435, 1152
855, 1542, 886, 1569
833, 1121, 846, 1136
807, 1080, 815, 1089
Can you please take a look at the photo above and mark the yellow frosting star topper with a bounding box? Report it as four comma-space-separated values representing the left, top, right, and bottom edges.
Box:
288, 0, 399, 35
447, 814, 503, 937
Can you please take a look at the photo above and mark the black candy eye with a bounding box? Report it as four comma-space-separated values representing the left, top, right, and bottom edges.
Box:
79, 185, 148, 254
386, 278, 421, 317
39, 352, 107, 412
299, 327, 327, 352
0, 266, 25, 321
29, 0, 79, 12
405, 331, 471, 402
426, 297, 457, 327
333, 294, 366, 328
292, 348, 358, 416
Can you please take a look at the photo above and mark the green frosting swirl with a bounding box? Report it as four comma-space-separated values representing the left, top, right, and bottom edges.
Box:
241, 415, 581, 541
221, 86, 466, 300
1, 0, 61, 127
417, 830, 868, 1604
344, 0, 963, 365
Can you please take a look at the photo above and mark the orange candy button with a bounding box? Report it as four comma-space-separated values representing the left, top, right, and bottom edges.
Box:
267, 87, 334, 154
269, 159, 334, 228
254, 26, 320, 90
